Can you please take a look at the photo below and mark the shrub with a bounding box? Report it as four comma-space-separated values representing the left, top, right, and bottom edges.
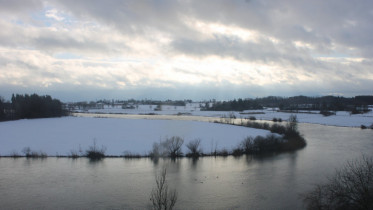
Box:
68, 145, 83, 158
22, 147, 47, 158
361, 125, 367, 129
320, 110, 335, 116
270, 124, 286, 134
239, 134, 298, 154
217, 148, 229, 156
249, 116, 256, 120
232, 147, 243, 156
186, 139, 202, 158
150, 168, 177, 210
246, 121, 264, 129
287, 114, 298, 133
150, 136, 184, 158
241, 137, 255, 154
85, 140, 106, 160
22, 147, 32, 156
163, 136, 184, 158
243, 114, 306, 153
253, 136, 269, 152
69, 150, 80, 158
150, 142, 163, 159
272, 117, 283, 122
302, 156, 373, 210
123, 151, 142, 158
262, 122, 270, 130
263, 134, 282, 152
10, 150, 21, 158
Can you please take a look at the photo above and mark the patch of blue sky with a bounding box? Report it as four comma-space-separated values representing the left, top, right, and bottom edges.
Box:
11, 19, 27, 26
30, 6, 74, 27
101, 58, 142, 63
31, 10, 53, 27
54, 52, 82, 60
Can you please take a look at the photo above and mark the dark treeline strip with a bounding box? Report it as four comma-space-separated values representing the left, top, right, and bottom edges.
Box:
0, 94, 67, 121
71, 99, 191, 110
204, 95, 373, 112
204, 98, 263, 111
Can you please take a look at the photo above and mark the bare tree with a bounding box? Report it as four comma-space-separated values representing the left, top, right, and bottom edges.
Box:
150, 142, 162, 159
186, 139, 202, 157
162, 136, 184, 158
150, 168, 177, 210
241, 136, 254, 154
287, 114, 298, 133
302, 156, 373, 210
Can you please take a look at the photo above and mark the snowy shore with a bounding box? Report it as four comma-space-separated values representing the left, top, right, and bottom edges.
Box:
0, 116, 270, 156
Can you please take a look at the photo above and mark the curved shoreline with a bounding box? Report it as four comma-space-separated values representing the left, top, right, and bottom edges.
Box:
72, 112, 372, 129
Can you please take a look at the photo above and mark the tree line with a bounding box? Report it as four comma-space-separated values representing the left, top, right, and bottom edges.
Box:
203, 98, 263, 111
204, 95, 373, 112
0, 94, 66, 121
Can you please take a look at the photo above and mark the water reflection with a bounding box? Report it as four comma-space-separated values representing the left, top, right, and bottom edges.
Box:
190, 157, 199, 168
87, 158, 106, 168
151, 157, 159, 165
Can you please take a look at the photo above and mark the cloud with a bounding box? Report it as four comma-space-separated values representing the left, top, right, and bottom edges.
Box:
0, 0, 372, 100
45, 9, 65, 21
0, 0, 43, 14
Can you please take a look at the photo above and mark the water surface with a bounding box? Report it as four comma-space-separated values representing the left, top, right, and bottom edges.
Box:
0, 123, 372, 209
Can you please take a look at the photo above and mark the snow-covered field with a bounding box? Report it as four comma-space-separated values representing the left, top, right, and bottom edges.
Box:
0, 117, 270, 156
1, 103, 371, 156
240, 109, 373, 127
77, 104, 373, 127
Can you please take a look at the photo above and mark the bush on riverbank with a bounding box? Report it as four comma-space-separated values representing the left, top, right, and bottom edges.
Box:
239, 114, 306, 153
302, 156, 373, 210
185, 139, 202, 158
150, 136, 184, 159
238, 134, 283, 154
22, 147, 47, 158
272, 117, 282, 122
85, 140, 106, 160
361, 124, 373, 129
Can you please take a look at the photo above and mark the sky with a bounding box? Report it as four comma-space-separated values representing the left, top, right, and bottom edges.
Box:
0, 0, 372, 102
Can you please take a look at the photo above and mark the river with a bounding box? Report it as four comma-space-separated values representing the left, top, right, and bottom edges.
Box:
0, 118, 372, 209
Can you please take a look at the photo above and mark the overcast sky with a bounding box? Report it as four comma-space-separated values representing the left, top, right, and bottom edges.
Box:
0, 0, 372, 101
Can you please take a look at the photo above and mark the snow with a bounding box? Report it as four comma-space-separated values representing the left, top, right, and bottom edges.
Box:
236, 109, 373, 127
0, 117, 270, 156
2, 103, 371, 156
77, 104, 373, 127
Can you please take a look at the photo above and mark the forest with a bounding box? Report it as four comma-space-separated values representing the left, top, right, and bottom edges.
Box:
0, 94, 66, 121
